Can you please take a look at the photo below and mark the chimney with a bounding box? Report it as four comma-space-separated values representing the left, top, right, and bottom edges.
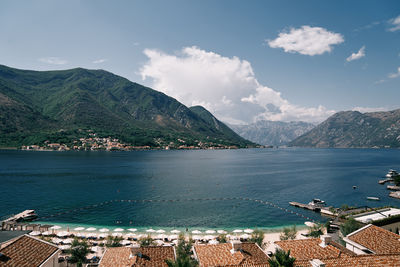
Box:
130, 244, 141, 256
230, 241, 242, 254
310, 259, 326, 267
319, 235, 332, 248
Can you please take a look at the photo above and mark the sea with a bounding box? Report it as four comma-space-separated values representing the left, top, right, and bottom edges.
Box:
1, 148, 400, 233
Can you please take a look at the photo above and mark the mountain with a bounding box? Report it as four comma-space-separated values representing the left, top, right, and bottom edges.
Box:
229, 120, 315, 146
0, 64, 255, 148
289, 109, 400, 148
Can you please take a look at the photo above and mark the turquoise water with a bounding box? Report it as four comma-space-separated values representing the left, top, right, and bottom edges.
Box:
1, 148, 400, 232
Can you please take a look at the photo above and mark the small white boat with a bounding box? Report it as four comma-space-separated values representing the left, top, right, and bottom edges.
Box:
386, 170, 399, 178
308, 199, 326, 207
367, 197, 380, 201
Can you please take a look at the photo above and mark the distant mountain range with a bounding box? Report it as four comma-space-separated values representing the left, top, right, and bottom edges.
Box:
290, 109, 400, 148
229, 120, 315, 146
0, 64, 255, 149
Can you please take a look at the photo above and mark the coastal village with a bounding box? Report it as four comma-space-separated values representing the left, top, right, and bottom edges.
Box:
2, 207, 400, 266
21, 130, 243, 152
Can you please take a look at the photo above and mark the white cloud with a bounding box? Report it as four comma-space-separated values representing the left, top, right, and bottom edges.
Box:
267, 26, 344, 56
38, 57, 68, 65
139, 46, 335, 124
352, 107, 387, 113
389, 15, 400, 32
388, 67, 400, 78
346, 46, 365, 62
92, 58, 107, 64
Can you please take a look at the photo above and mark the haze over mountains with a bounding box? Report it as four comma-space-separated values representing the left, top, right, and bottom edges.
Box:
229, 121, 315, 147
290, 109, 400, 148
0, 64, 254, 149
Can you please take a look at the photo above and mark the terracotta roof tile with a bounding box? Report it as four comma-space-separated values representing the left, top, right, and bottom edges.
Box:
296, 254, 400, 267
99, 246, 175, 267
348, 224, 400, 254
194, 242, 270, 267
275, 238, 355, 262
0, 235, 59, 267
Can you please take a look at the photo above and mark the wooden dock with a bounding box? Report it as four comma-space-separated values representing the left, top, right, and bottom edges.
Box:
389, 191, 400, 199
379, 178, 394, 184
289, 202, 335, 216
2, 210, 37, 223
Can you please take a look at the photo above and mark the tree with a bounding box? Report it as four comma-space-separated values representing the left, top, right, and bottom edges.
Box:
268, 249, 296, 267
166, 234, 198, 267
217, 234, 227, 243
105, 235, 123, 247
340, 218, 362, 237
308, 223, 324, 238
279, 225, 297, 241
69, 238, 90, 267
139, 235, 156, 247
394, 175, 400, 186
250, 229, 266, 248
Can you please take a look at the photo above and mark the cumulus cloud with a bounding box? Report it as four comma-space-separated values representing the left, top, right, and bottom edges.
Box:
38, 57, 68, 65
267, 26, 344, 56
92, 58, 107, 64
389, 15, 400, 32
388, 67, 400, 78
346, 46, 365, 62
139, 46, 335, 124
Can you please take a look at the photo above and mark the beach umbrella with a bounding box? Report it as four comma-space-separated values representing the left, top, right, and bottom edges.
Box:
99, 228, 109, 233
192, 230, 202, 234
205, 230, 216, 234
155, 240, 164, 245
305, 221, 317, 227
244, 229, 254, 234
29, 231, 40, 236
233, 229, 243, 233
114, 228, 124, 232
52, 238, 63, 244
146, 229, 156, 233
59, 245, 71, 250
240, 234, 251, 239
121, 240, 131, 246
112, 233, 123, 237
86, 227, 97, 231
74, 227, 85, 231
156, 229, 166, 233
41, 231, 51, 236
204, 235, 216, 240
192, 235, 201, 240
57, 231, 70, 237
91, 246, 101, 253
63, 238, 73, 244
86, 232, 98, 239
128, 228, 137, 232
76, 233, 86, 238
155, 234, 167, 240
168, 234, 179, 240
209, 239, 219, 245
171, 229, 180, 234
98, 234, 108, 239
50, 225, 62, 230
217, 230, 227, 234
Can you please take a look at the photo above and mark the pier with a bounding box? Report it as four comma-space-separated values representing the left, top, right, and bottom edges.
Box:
387, 185, 400, 190
378, 178, 394, 184
289, 202, 335, 216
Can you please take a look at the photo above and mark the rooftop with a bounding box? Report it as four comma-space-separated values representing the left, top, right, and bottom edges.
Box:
194, 242, 270, 267
346, 224, 400, 254
99, 246, 175, 267
353, 208, 400, 223
275, 237, 355, 262
0, 235, 59, 267
299, 254, 400, 267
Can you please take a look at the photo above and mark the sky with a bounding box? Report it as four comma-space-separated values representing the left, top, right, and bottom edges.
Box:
0, 0, 399, 124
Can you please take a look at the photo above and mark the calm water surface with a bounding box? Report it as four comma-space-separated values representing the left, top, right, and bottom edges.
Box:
1, 148, 400, 231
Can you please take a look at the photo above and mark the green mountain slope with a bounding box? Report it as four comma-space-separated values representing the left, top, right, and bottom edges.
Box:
0, 64, 255, 148
289, 109, 400, 148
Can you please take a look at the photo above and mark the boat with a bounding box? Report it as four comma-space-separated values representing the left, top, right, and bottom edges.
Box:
386, 169, 399, 178
367, 197, 380, 201
15, 210, 38, 222
353, 186, 357, 189
308, 199, 326, 207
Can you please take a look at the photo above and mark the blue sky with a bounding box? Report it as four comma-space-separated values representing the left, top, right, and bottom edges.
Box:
0, 0, 399, 123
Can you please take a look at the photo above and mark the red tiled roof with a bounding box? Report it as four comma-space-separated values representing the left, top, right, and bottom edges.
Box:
0, 235, 59, 267
99, 246, 175, 267
296, 254, 400, 267
194, 242, 270, 267
275, 238, 355, 262
347, 224, 400, 254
